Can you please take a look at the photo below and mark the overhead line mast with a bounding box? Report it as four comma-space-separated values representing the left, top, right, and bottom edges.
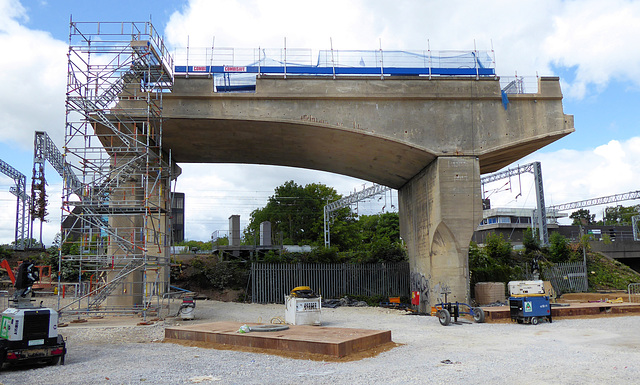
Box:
324, 184, 391, 247
0, 158, 30, 250
481, 162, 548, 246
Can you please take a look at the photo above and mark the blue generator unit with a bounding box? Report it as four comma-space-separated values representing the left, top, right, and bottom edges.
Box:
509, 295, 552, 325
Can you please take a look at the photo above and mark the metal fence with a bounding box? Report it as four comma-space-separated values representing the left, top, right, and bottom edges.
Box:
251, 262, 410, 304
542, 261, 588, 295
0, 290, 9, 311
629, 283, 640, 303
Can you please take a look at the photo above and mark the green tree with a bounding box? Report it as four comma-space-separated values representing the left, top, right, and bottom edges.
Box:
10, 238, 43, 249
570, 209, 596, 226
548, 232, 572, 263
0, 245, 11, 259
469, 238, 519, 287
177, 239, 213, 251
484, 233, 513, 265
45, 234, 84, 281
242, 181, 406, 264
522, 227, 540, 255
358, 212, 401, 244
244, 181, 353, 247
354, 212, 406, 263
603, 204, 640, 225
186, 257, 248, 290
212, 235, 229, 247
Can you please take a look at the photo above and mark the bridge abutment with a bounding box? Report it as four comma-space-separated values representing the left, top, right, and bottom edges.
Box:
400, 156, 482, 310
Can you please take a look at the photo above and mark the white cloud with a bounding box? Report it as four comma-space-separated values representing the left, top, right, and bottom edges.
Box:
3, 0, 640, 245
0, 0, 67, 149
0, 0, 26, 22
486, 137, 640, 222
164, 0, 640, 100
544, 0, 640, 98
165, 0, 379, 50
175, 163, 395, 241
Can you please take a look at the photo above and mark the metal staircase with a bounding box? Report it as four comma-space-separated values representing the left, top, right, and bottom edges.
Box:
62, 20, 173, 313
88, 259, 144, 310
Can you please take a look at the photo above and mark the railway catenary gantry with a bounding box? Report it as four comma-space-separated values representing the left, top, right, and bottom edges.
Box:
0, 158, 30, 250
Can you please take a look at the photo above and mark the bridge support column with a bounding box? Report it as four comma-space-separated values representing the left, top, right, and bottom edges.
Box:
104, 155, 172, 309
399, 156, 482, 311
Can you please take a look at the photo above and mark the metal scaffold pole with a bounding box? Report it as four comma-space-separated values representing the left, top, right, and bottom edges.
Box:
60, 21, 174, 316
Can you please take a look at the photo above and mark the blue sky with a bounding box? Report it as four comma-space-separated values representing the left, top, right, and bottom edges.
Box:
22, 1, 184, 37
1, 0, 640, 245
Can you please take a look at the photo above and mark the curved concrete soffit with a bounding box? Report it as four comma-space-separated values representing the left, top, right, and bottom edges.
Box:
162, 117, 438, 188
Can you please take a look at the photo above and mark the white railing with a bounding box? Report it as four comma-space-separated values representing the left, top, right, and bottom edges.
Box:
629, 283, 640, 303
173, 47, 495, 70
499, 76, 540, 94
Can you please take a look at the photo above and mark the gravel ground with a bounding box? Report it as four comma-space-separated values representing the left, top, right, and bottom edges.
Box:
1, 300, 639, 384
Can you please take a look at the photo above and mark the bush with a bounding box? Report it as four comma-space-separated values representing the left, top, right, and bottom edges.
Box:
548, 232, 572, 263
0, 246, 12, 259
179, 256, 249, 291
256, 241, 406, 265
484, 233, 513, 264
469, 237, 524, 295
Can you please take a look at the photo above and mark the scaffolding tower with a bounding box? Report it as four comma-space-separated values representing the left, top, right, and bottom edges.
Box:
62, 21, 174, 315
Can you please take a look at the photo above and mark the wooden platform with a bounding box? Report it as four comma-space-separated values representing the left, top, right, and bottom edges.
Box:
483, 301, 640, 322
165, 322, 392, 358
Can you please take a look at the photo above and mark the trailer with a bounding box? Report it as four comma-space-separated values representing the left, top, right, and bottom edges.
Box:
0, 261, 66, 368
0, 305, 66, 367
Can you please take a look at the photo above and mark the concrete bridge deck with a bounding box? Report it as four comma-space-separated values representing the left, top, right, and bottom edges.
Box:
159, 75, 573, 189
111, 74, 573, 310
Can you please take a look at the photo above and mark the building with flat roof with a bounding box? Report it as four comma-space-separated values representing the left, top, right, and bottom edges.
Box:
473, 207, 567, 248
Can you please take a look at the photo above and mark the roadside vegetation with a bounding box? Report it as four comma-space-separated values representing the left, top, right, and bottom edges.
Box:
569, 205, 640, 226
171, 181, 407, 298
469, 226, 640, 293
2, 190, 639, 301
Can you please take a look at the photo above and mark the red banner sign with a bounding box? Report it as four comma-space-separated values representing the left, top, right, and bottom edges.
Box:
224, 66, 247, 72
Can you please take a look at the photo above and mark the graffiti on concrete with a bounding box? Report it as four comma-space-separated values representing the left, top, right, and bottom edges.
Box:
410, 272, 429, 305
433, 281, 451, 303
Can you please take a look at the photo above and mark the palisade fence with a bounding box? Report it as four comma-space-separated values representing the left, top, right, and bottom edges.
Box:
251, 263, 410, 304
542, 261, 588, 295
629, 283, 640, 303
